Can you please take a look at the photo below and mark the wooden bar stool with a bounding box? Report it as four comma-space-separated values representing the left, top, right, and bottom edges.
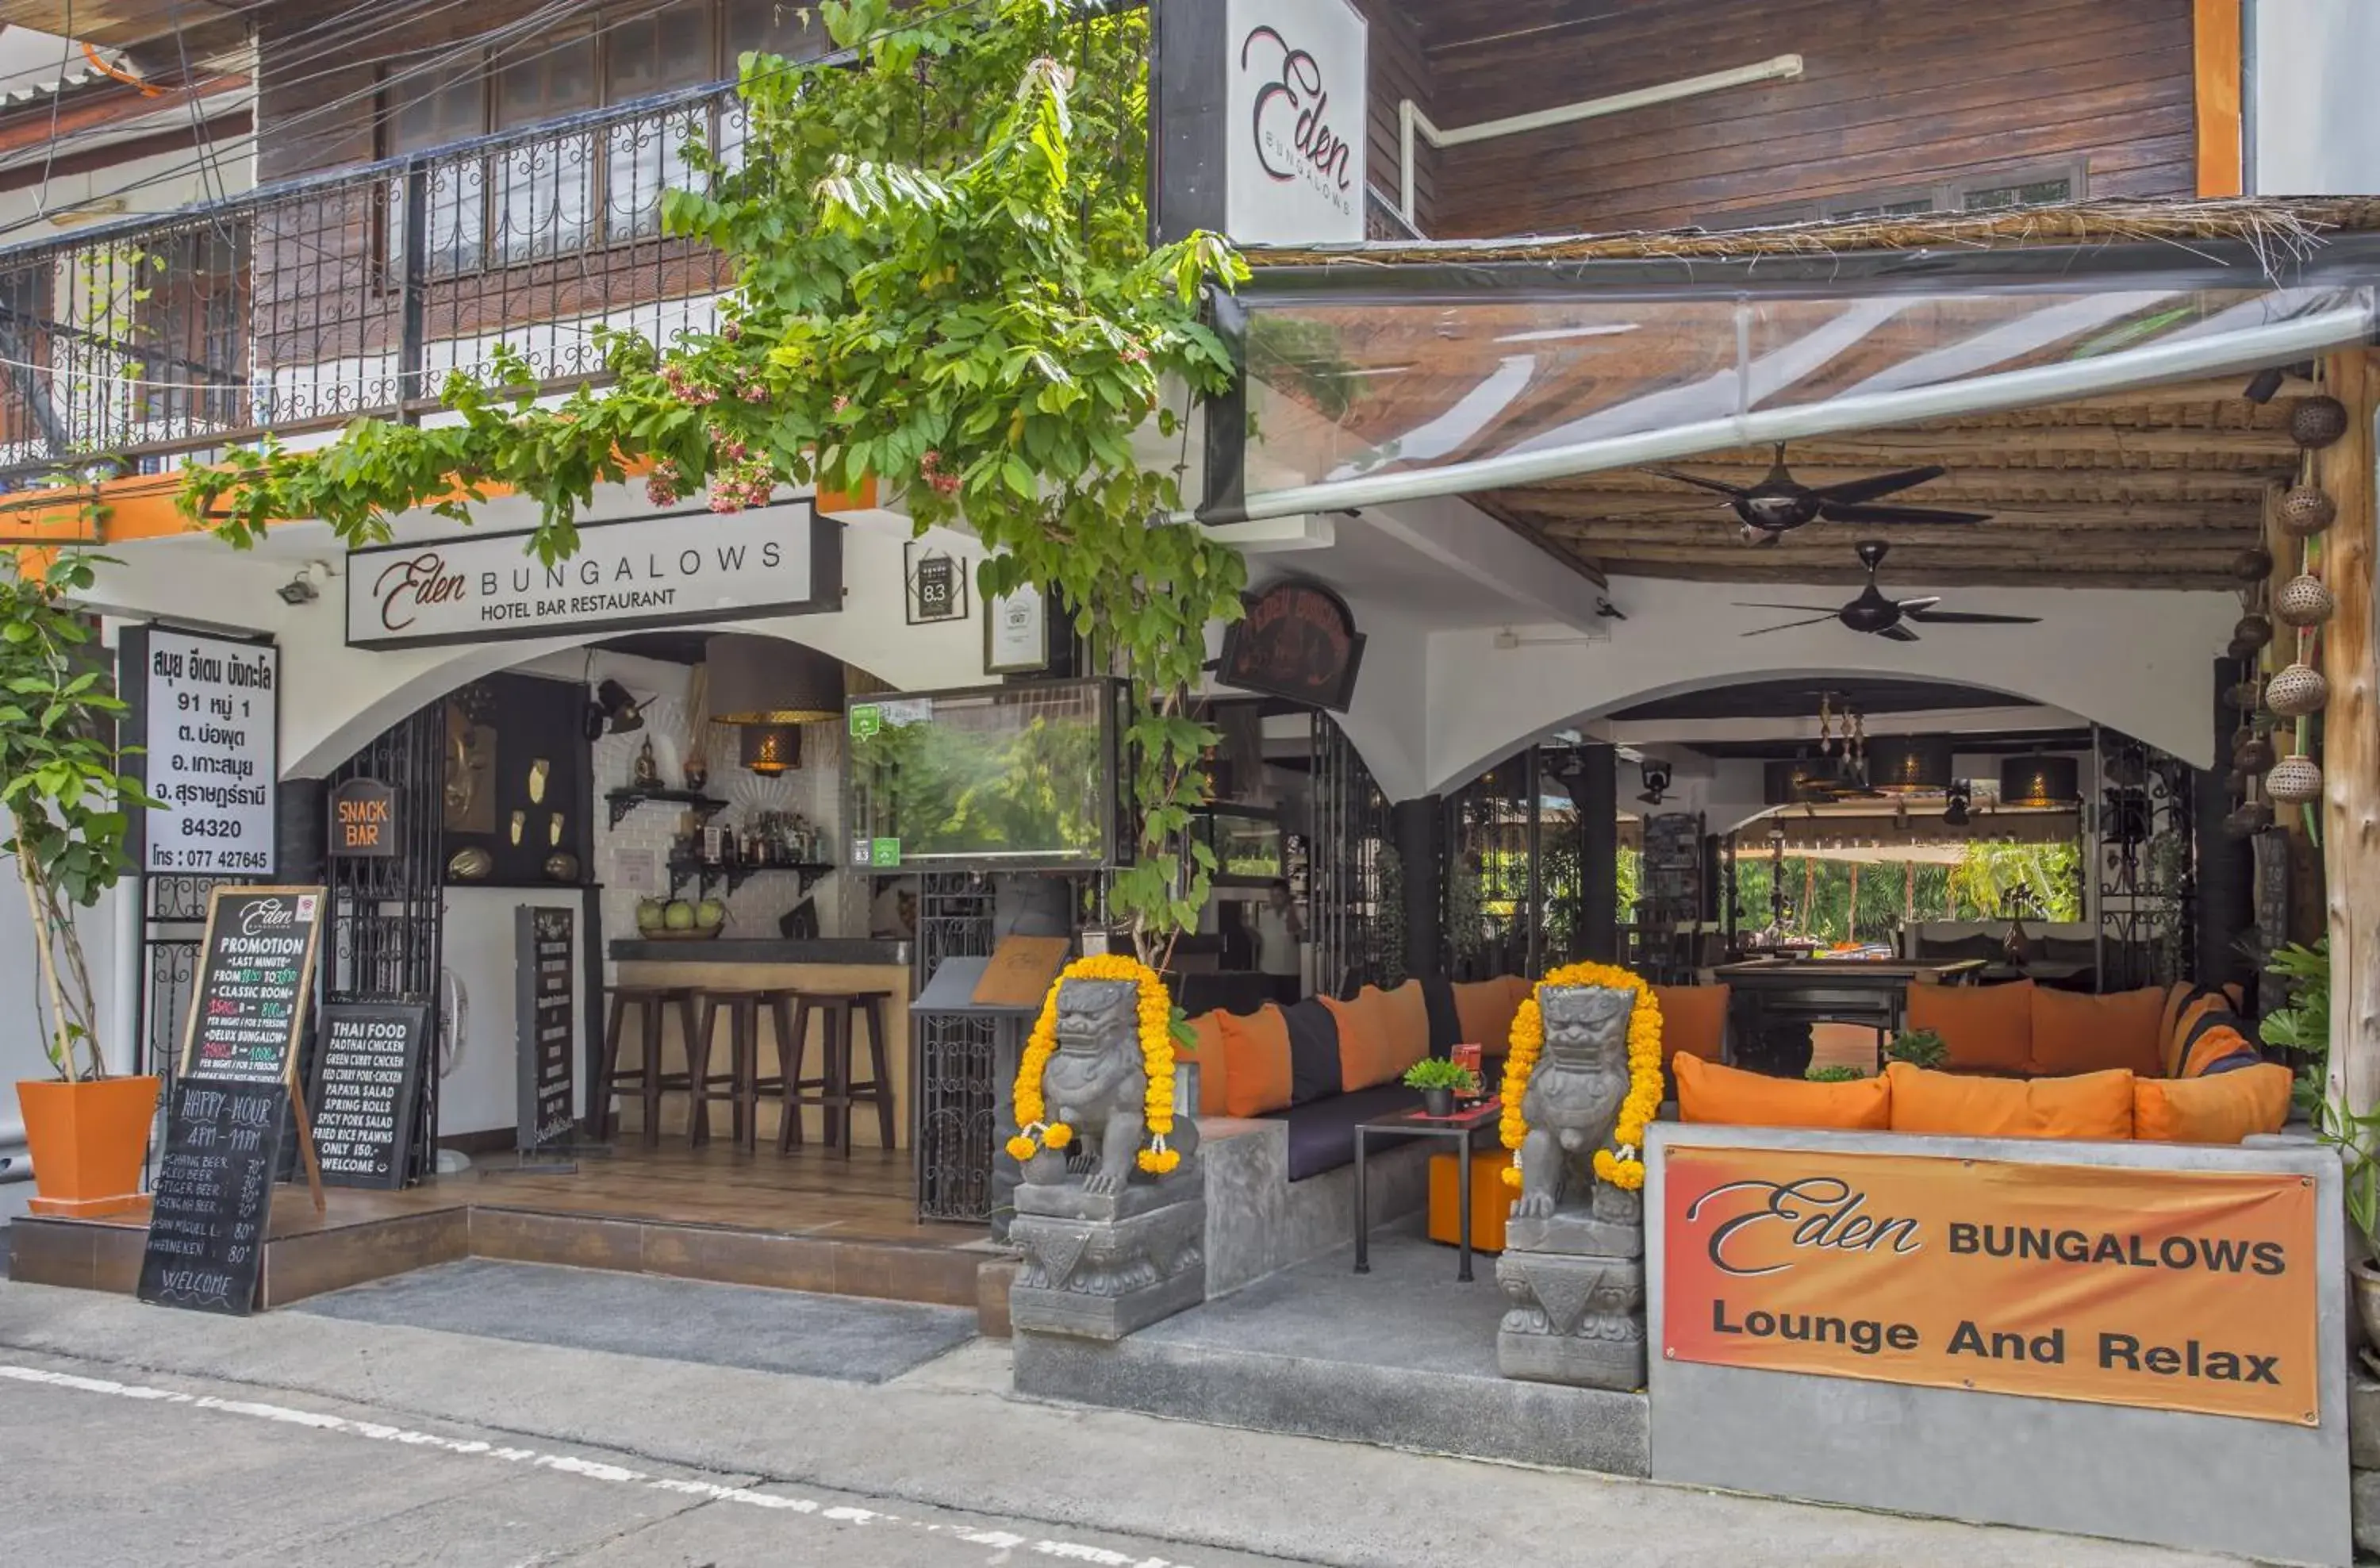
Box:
596, 984, 697, 1146
778, 990, 895, 1157
747, 988, 801, 1149
689, 990, 768, 1151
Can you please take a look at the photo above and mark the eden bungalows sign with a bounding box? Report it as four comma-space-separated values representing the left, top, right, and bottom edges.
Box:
344, 503, 841, 649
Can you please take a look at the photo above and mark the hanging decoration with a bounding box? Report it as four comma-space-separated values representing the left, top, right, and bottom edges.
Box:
2290, 395, 2350, 450
2229, 612, 2274, 655
2265, 662, 2329, 718
2267, 753, 2324, 805
2275, 574, 2337, 628
2279, 485, 2338, 537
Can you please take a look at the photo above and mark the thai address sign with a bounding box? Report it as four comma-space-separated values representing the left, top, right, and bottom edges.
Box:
1662, 1147, 2320, 1424
125, 625, 278, 876
346, 505, 831, 648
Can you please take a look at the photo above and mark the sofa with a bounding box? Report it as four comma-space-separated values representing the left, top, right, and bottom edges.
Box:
1676, 979, 2292, 1146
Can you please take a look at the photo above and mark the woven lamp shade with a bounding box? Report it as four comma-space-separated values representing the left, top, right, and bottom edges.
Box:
705, 634, 846, 724
1866, 734, 1953, 794
1998, 755, 2080, 808
1763, 756, 1835, 805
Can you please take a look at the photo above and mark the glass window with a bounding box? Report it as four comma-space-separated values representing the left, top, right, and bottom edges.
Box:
496, 33, 598, 129
726, 0, 824, 63
387, 60, 484, 155
606, 0, 715, 99
493, 33, 597, 261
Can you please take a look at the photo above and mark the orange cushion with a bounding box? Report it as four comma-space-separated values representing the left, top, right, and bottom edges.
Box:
1884, 1061, 2133, 1140
1175, 1011, 1232, 1117
1322, 987, 1399, 1091
1380, 981, 1432, 1067
1217, 1005, 1294, 1117
1453, 979, 1519, 1051
1674, 1052, 1891, 1131
2133, 1064, 2293, 1144
2029, 985, 2165, 1078
1905, 979, 2034, 1074
2163, 988, 2260, 1078
1427, 1149, 1509, 1253
1654, 983, 1729, 1063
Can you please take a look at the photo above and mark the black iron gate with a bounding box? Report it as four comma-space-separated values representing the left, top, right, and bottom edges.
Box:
1310, 717, 1395, 994
913, 871, 996, 1222
321, 704, 447, 1186
2094, 726, 2196, 993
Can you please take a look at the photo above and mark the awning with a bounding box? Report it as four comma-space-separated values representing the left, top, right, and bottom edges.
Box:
1202, 228, 2380, 525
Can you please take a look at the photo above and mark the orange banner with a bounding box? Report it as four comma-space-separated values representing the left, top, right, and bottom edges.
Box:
1662, 1145, 2320, 1424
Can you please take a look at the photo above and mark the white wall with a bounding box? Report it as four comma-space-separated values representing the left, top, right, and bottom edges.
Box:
435, 884, 589, 1139
2251, 0, 2380, 194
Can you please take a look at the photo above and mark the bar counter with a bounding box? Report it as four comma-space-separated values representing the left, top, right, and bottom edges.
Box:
609, 938, 915, 1150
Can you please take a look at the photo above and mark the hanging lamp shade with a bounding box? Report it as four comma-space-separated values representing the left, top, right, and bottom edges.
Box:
705, 634, 846, 724
739, 725, 802, 775
1865, 734, 1953, 795
1763, 756, 1833, 805
1998, 754, 2080, 808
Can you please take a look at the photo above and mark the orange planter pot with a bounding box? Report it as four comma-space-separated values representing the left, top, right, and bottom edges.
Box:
17, 1075, 160, 1218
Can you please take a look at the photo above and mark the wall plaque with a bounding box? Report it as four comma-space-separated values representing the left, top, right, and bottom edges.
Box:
1216, 578, 1365, 711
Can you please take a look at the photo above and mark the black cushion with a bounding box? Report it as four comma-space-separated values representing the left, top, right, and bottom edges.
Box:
1915, 933, 2004, 963
1173, 970, 1275, 1018
1419, 974, 1461, 1059
1283, 997, 1343, 1106
1265, 1083, 1425, 1182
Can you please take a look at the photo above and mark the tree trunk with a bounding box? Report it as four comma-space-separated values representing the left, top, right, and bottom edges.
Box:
2321, 350, 2380, 1118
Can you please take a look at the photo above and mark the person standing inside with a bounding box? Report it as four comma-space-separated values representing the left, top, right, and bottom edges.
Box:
1256, 879, 1305, 1005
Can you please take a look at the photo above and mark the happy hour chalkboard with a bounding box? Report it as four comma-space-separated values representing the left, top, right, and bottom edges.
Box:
516, 905, 578, 1154
136, 1078, 290, 1316
182, 886, 326, 1086
309, 1002, 430, 1189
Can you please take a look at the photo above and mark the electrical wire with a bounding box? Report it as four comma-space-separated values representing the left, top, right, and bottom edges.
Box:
30, 0, 74, 223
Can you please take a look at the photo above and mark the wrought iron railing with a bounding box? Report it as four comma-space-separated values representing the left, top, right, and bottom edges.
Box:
0, 81, 751, 482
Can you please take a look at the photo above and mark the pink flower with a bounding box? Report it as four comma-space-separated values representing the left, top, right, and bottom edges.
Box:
647, 478, 680, 506
919, 449, 941, 475
741, 382, 768, 404
722, 321, 743, 343
831, 394, 850, 412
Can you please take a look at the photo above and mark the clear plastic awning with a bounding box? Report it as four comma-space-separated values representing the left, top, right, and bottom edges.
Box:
1201, 239, 2380, 524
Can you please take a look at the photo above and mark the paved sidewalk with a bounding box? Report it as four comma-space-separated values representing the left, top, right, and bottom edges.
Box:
0, 1276, 2244, 1567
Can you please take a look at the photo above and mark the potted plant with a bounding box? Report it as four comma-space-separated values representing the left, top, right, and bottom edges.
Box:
1805, 1064, 1867, 1083
6, 551, 162, 1216
2259, 940, 2329, 1120
1404, 1057, 1481, 1118
1886, 1028, 1949, 1070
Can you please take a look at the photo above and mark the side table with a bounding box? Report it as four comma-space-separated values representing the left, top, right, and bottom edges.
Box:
1353, 1097, 1503, 1282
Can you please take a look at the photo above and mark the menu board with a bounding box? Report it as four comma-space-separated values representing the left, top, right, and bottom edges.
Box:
181, 887, 325, 1086
121, 624, 278, 878
516, 905, 577, 1153
136, 1078, 290, 1316
309, 1002, 430, 1189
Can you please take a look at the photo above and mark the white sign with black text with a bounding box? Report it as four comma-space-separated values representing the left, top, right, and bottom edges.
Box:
346, 503, 827, 648
1224, 0, 1369, 246
134, 628, 278, 876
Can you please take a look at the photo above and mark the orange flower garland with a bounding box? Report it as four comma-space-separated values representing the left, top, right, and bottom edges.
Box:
1497, 961, 1664, 1193
1007, 953, 1184, 1175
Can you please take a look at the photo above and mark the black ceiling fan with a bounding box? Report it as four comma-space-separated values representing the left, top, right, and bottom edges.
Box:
1737, 540, 2043, 643
1647, 443, 1992, 545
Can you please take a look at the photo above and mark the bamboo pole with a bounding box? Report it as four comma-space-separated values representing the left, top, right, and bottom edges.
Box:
2320, 351, 2380, 1117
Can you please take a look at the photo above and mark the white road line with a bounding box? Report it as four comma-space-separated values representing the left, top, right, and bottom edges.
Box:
0, 1364, 1186, 1567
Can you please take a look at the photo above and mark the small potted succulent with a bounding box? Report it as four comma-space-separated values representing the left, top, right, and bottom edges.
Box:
1404, 1056, 1482, 1118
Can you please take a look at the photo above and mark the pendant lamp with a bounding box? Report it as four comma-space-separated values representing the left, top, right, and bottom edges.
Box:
1865, 734, 1953, 795
706, 635, 846, 775
1998, 754, 2079, 809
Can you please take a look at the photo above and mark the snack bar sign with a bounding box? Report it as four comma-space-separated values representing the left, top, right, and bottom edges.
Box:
346, 505, 834, 648
1662, 1145, 2321, 1424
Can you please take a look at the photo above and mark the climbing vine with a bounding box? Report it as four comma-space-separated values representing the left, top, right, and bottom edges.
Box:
176, 0, 1250, 951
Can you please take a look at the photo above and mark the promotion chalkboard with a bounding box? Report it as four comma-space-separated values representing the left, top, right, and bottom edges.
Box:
136, 1078, 290, 1316
516, 905, 577, 1153
182, 886, 327, 1086
309, 1002, 430, 1189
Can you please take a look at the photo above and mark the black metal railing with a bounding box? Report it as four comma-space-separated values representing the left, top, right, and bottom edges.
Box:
0, 81, 750, 482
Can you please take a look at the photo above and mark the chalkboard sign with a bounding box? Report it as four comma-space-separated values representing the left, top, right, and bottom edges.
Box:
182, 886, 327, 1086
137, 1078, 290, 1316
309, 1002, 430, 1189
516, 905, 577, 1153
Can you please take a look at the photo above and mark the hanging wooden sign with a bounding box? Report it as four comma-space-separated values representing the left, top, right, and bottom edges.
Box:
1216, 579, 1366, 711
328, 776, 399, 859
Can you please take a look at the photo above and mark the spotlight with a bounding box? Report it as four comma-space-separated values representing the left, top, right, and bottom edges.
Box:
276, 570, 321, 605
1595, 596, 1627, 622
1636, 759, 1672, 807
2244, 367, 2286, 405
1942, 780, 1972, 828
593, 679, 646, 736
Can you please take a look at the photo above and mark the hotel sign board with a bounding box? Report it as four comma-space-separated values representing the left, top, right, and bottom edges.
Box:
345, 503, 842, 649
1661, 1143, 2320, 1424
1155, 0, 1369, 247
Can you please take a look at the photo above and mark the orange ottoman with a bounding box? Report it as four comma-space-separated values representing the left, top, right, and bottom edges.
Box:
1427, 1150, 1509, 1253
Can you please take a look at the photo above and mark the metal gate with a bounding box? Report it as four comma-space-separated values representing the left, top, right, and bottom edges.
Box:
2094, 726, 2196, 993
1310, 717, 1395, 995
912, 871, 996, 1222
321, 704, 447, 1185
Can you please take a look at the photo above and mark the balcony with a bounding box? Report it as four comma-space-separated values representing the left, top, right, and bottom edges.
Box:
0, 82, 756, 483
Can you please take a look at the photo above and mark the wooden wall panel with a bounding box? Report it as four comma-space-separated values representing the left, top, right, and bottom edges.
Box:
1346, 0, 1435, 233
1405, 0, 2195, 238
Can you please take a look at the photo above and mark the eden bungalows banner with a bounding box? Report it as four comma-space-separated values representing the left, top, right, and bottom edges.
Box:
1661, 1147, 2319, 1424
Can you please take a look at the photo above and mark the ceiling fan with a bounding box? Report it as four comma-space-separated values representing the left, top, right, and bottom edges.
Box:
1737, 540, 2043, 642
1647, 442, 1992, 545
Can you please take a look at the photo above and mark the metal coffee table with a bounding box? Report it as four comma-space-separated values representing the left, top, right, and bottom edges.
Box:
1353, 1097, 1502, 1282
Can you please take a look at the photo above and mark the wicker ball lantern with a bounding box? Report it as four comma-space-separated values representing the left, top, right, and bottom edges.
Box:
2275, 573, 2336, 627
2291, 395, 2350, 450
2266, 662, 2330, 717
2266, 753, 2324, 805
2232, 546, 2275, 583
2227, 676, 2267, 710
2224, 797, 2275, 838
2230, 613, 2274, 654
2279, 485, 2338, 537
2232, 730, 2276, 773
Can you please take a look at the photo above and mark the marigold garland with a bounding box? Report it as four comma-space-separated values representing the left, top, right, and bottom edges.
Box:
1496, 961, 1664, 1193
1008, 953, 1184, 1176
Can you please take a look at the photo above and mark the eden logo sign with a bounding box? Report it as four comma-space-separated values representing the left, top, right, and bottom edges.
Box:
1225, 0, 1368, 246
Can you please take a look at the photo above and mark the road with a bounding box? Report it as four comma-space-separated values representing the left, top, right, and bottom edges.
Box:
0, 1267, 2245, 1568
